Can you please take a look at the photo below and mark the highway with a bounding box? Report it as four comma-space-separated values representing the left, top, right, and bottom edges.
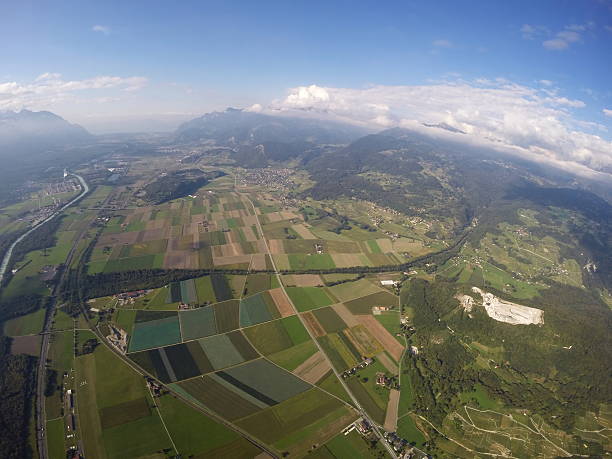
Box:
27, 173, 89, 459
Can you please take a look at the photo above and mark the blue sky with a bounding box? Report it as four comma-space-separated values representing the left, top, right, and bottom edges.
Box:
1, 0, 611, 174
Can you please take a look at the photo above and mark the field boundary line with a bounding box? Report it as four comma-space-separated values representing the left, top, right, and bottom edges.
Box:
259, 355, 354, 410
147, 384, 178, 455
240, 190, 399, 459
92, 323, 279, 457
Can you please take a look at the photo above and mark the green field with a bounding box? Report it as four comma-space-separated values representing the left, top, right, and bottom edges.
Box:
285, 287, 335, 312
199, 333, 248, 370
76, 344, 175, 458
344, 291, 398, 315
239, 292, 279, 326
157, 393, 261, 457
268, 340, 318, 371
375, 311, 402, 343
288, 253, 336, 270
398, 359, 415, 417
194, 275, 216, 303
114, 309, 136, 333
322, 429, 388, 458
243, 319, 293, 355
345, 361, 391, 425
46, 417, 66, 459
396, 414, 426, 447
244, 273, 271, 295
220, 358, 312, 404
52, 308, 75, 330
325, 278, 382, 302
179, 306, 217, 340
45, 331, 75, 419
128, 316, 181, 352
316, 371, 354, 406
282, 315, 311, 344
174, 376, 265, 421
3, 307, 46, 336
236, 388, 352, 455
459, 384, 502, 410
313, 307, 347, 333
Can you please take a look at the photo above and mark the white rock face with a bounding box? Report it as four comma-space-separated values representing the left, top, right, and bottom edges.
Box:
471, 287, 544, 325
456, 294, 474, 312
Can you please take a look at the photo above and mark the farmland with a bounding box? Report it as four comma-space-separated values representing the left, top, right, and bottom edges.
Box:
5, 153, 605, 459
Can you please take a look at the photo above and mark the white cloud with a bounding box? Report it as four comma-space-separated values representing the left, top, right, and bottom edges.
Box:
432, 39, 453, 48
520, 24, 548, 39
522, 23, 593, 51
604, 109, 612, 117
0, 73, 148, 111
92, 25, 110, 34
543, 38, 569, 50
263, 81, 612, 177
541, 23, 593, 51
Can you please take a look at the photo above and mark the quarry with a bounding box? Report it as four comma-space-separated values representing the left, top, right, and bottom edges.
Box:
470, 287, 544, 325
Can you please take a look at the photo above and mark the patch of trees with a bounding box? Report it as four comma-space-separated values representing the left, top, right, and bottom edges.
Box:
77, 338, 99, 356
0, 336, 36, 458
324, 274, 365, 287
143, 169, 225, 204
44, 368, 58, 397
80, 268, 251, 299
0, 294, 44, 323
402, 278, 612, 434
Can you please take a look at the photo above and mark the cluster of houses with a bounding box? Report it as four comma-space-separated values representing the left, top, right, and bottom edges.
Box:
375, 372, 400, 390
341, 357, 374, 379
115, 289, 150, 305
198, 220, 210, 232
178, 302, 210, 310
146, 377, 165, 398
372, 305, 390, 315
400, 320, 416, 337
352, 418, 373, 435
240, 167, 296, 191
383, 431, 426, 458
314, 243, 323, 254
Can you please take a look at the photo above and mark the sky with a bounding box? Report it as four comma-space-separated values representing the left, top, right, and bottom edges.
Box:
1, 0, 611, 174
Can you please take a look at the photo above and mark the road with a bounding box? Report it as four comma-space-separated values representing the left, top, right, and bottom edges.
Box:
32, 173, 89, 459
0, 174, 90, 285
241, 193, 400, 459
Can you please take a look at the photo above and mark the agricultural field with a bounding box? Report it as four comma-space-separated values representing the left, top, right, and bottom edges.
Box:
45, 330, 75, 420
87, 189, 270, 273
155, 393, 263, 457
75, 343, 176, 458
316, 429, 391, 458
437, 210, 588, 300
3, 307, 46, 336
247, 191, 445, 272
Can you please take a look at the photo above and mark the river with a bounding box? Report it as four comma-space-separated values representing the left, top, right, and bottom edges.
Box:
0, 173, 89, 285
